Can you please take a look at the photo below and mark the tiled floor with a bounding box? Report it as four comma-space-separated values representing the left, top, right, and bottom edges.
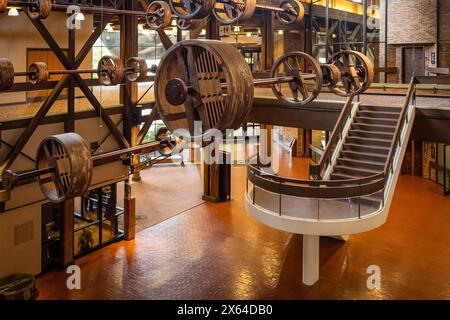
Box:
35, 157, 450, 300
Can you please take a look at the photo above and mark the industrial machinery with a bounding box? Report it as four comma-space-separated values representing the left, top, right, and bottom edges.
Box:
0, 56, 150, 90
155, 39, 373, 136
0, 133, 181, 204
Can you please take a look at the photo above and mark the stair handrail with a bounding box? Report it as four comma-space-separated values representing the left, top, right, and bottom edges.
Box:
247, 77, 419, 218
383, 77, 416, 176
309, 95, 355, 180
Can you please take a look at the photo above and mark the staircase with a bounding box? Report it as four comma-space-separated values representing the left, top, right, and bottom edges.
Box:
331, 105, 402, 181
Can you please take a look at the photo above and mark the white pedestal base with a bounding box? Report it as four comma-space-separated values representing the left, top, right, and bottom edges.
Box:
302, 234, 320, 286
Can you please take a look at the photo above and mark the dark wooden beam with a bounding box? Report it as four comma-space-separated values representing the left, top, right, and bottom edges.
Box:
5, 76, 155, 93
66, 27, 76, 133
137, 106, 158, 144
0, 107, 124, 131
0, 76, 71, 172
74, 14, 116, 69
73, 74, 130, 148
262, 11, 274, 69
121, 0, 139, 144
61, 199, 75, 267
27, 13, 72, 69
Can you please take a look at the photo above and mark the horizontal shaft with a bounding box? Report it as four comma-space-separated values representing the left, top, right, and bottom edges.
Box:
7, 140, 162, 187
16, 166, 55, 181
14, 67, 138, 78
8, 1, 176, 18
214, 0, 291, 14
91, 140, 161, 166
253, 76, 296, 86
50, 69, 99, 75
218, 74, 316, 89
255, 4, 287, 13
53, 3, 176, 18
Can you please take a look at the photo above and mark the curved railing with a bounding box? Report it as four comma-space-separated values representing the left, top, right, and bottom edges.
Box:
247, 161, 385, 221
245, 78, 417, 228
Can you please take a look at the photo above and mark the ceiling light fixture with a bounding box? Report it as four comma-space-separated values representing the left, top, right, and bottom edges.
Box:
76, 12, 85, 21
106, 23, 114, 32
8, 8, 19, 16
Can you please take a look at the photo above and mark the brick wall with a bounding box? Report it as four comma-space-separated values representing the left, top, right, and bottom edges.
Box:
387, 0, 437, 45
439, 0, 450, 68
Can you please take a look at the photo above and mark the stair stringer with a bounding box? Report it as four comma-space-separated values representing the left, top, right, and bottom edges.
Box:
322, 102, 361, 180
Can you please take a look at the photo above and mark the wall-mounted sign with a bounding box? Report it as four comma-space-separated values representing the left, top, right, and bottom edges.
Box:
431, 52, 436, 65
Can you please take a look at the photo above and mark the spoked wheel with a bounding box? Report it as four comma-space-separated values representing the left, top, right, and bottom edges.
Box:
327, 50, 374, 97
98, 56, 125, 86
146, 1, 172, 30
320, 63, 341, 88
270, 52, 323, 107
276, 0, 305, 25
213, 0, 256, 25
155, 127, 181, 157
169, 0, 215, 20
155, 40, 254, 141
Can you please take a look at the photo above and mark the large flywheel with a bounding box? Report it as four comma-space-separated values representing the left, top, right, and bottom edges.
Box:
155, 40, 254, 138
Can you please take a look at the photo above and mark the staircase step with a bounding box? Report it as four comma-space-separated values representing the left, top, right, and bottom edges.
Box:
348, 129, 394, 140
334, 165, 380, 177
346, 136, 392, 147
337, 157, 385, 171
342, 143, 390, 155
357, 110, 401, 120
340, 150, 388, 162
354, 116, 398, 126
352, 123, 396, 133
330, 172, 365, 180
359, 105, 402, 113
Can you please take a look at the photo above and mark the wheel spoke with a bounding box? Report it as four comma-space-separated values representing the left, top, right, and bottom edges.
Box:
298, 80, 309, 100
289, 84, 300, 101
283, 60, 295, 74
182, 0, 194, 14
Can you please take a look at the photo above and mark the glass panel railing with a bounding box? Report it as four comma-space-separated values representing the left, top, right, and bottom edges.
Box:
360, 191, 383, 217
280, 194, 319, 220
247, 180, 386, 222
318, 197, 360, 220
253, 186, 280, 214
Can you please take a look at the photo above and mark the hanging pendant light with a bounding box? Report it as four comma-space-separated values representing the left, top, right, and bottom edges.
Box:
8, 8, 19, 16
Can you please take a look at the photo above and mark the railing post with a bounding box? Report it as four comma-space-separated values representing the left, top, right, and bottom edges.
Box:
278, 182, 282, 216
317, 187, 320, 221
252, 182, 256, 205
358, 183, 361, 219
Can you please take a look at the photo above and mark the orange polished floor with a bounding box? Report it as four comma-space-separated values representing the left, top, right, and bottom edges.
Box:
36, 158, 450, 300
